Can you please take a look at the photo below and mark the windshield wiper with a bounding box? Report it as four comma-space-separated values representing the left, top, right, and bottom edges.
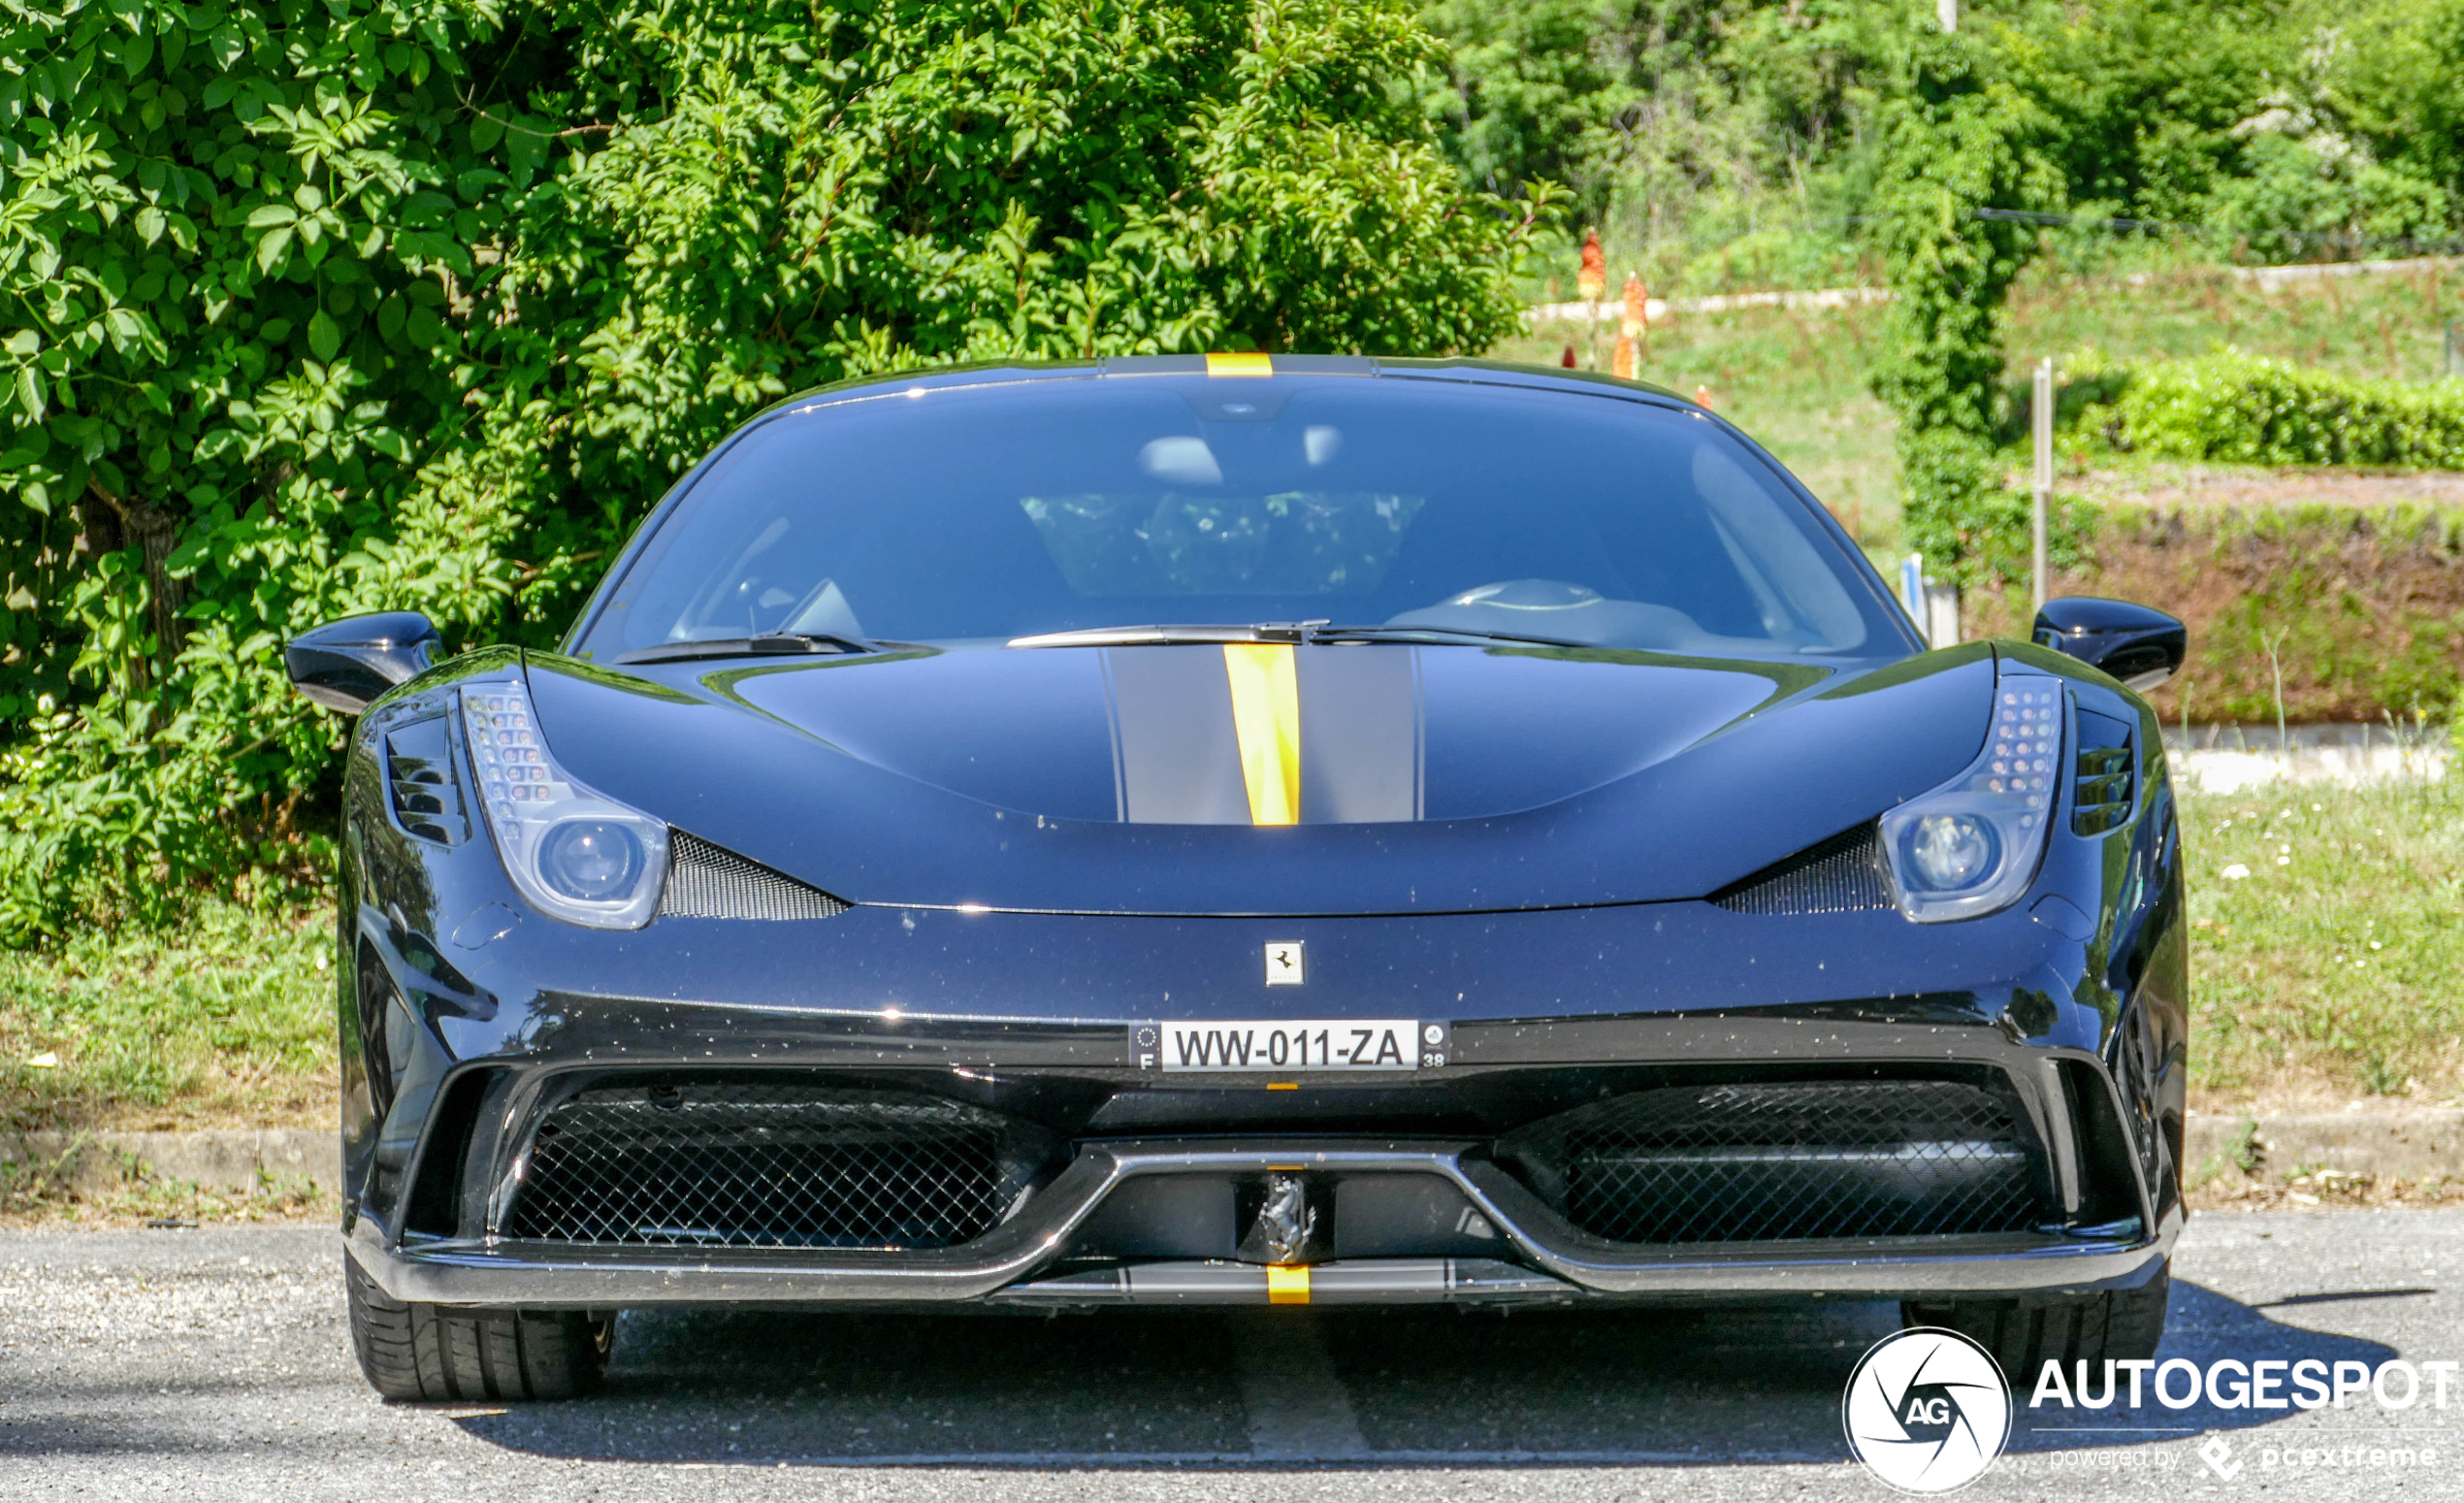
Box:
616, 632, 883, 665
1006, 621, 1603, 651
1007, 622, 1331, 648
1304, 624, 1602, 650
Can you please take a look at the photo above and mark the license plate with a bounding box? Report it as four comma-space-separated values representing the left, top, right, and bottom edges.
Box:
1141, 1020, 1426, 1073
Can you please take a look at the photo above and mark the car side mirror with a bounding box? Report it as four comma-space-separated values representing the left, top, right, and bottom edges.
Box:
2031, 597, 2186, 692
285, 612, 444, 714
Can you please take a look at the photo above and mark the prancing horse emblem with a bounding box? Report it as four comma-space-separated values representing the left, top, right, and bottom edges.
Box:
1264, 940, 1305, 986
1258, 1173, 1315, 1263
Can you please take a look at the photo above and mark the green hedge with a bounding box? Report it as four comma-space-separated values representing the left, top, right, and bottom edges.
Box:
2097, 352, 2464, 469
0, 0, 1547, 945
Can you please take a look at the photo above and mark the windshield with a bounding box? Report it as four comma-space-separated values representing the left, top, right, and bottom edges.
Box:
577, 375, 1905, 660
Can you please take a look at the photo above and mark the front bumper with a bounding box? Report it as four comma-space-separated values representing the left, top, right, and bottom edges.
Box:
342, 832, 2186, 1314
348, 1128, 2177, 1312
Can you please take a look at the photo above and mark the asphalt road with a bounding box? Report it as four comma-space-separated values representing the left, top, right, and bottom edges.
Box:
2, 1211, 2458, 1501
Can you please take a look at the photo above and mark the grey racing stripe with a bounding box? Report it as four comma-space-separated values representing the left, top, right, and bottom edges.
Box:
1105, 645, 1252, 825
1298, 644, 1421, 824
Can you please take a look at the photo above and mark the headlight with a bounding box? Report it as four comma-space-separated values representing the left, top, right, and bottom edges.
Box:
539, 821, 648, 901
462, 682, 669, 929
1902, 813, 2000, 891
1878, 674, 2061, 922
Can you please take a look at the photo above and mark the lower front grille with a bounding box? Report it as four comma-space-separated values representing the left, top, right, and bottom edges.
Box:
502, 1078, 1051, 1250
1501, 1079, 2047, 1244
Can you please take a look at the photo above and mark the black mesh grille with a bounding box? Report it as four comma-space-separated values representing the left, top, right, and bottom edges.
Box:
660, 831, 849, 920
1504, 1080, 2047, 1244
1711, 825, 1893, 915
502, 1079, 1042, 1249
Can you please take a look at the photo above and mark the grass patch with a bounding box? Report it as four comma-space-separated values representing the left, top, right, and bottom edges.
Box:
2013, 253, 2461, 390
0, 898, 335, 1133
2187, 1169, 2463, 1212
2183, 777, 2464, 1109
1495, 251, 2464, 553
0, 1154, 333, 1227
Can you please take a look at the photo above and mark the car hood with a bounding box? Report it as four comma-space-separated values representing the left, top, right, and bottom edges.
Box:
524, 641, 1995, 916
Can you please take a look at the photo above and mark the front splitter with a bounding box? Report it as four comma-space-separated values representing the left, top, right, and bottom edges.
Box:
347, 1137, 2176, 1310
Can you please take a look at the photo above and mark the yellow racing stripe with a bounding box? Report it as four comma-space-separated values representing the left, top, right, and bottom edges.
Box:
1222, 642, 1301, 826
1266, 1264, 1312, 1305
1205, 351, 1274, 377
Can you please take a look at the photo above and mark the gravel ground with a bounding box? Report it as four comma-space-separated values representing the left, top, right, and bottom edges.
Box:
2, 1211, 2458, 1501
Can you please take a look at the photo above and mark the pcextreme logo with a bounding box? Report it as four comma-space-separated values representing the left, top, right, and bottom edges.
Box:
1843, 1327, 2014, 1493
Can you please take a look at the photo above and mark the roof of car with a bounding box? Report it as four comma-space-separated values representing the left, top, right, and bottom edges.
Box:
753, 354, 1700, 422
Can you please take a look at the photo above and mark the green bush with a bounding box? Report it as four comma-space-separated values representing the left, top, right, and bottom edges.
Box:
2100, 353, 2464, 468
0, 0, 1549, 944
1868, 17, 2061, 589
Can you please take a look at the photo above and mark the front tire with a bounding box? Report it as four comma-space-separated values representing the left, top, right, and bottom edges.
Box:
1902, 1261, 2169, 1390
345, 1254, 611, 1401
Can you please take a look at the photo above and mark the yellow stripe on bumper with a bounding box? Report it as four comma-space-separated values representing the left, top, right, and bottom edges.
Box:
1266, 1264, 1312, 1305
1222, 642, 1301, 826
1205, 351, 1274, 376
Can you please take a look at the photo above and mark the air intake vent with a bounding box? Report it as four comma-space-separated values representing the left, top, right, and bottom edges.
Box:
1502, 1078, 2048, 1244
660, 831, 850, 920
383, 715, 466, 844
501, 1078, 1050, 1250
1710, 824, 1893, 915
2073, 707, 2135, 835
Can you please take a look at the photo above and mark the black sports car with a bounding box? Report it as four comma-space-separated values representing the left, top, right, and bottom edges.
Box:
291, 354, 2189, 1403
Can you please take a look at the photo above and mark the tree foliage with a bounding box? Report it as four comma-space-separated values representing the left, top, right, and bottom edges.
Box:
2328, 0, 2464, 214
1418, 0, 2464, 285
1849, 0, 2464, 585
1866, 15, 2059, 586
0, 0, 1549, 941
1417, 0, 1900, 284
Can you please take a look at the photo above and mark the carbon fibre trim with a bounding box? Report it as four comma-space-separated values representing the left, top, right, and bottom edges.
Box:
1710, 823, 1894, 915
659, 831, 849, 921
